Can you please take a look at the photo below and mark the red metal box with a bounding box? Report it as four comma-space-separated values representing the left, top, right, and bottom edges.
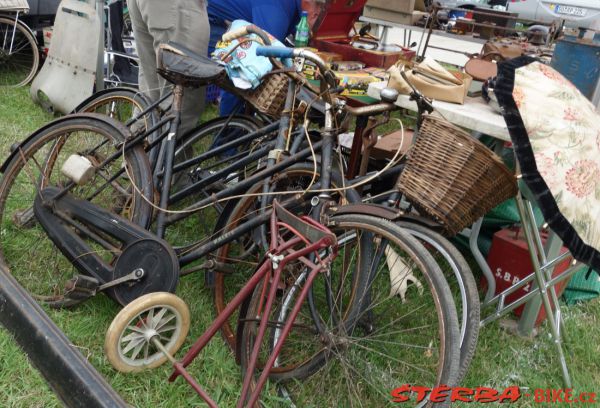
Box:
308, 0, 414, 68
485, 227, 572, 327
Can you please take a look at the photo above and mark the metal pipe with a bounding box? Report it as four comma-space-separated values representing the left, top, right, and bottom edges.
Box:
0, 266, 128, 407
343, 102, 396, 117
515, 193, 572, 387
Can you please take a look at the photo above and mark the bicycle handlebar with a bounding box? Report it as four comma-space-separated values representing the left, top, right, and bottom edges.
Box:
255, 46, 294, 59
222, 24, 272, 46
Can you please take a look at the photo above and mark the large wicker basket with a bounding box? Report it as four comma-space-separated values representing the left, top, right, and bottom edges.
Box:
242, 71, 289, 117
0, 0, 29, 11
397, 115, 518, 236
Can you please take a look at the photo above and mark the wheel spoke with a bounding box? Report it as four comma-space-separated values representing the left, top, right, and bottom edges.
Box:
122, 336, 145, 355
129, 340, 146, 360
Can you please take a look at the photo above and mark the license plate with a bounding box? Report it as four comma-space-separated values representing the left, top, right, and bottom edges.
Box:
554, 4, 587, 17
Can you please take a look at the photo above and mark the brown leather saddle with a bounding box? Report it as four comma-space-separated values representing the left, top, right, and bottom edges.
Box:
157, 42, 226, 87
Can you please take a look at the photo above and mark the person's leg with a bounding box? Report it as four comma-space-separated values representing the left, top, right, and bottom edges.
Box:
170, 0, 210, 134
126, 0, 161, 102
219, 91, 244, 117
136, 0, 209, 135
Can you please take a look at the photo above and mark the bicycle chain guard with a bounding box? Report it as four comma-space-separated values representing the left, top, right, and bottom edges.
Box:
33, 186, 179, 306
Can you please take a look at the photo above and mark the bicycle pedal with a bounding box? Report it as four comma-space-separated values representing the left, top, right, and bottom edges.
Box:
64, 275, 100, 301
12, 207, 36, 228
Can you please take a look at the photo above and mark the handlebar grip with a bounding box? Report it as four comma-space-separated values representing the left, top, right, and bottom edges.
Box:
255, 46, 294, 59
222, 27, 249, 42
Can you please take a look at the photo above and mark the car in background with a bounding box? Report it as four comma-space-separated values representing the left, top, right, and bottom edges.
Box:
436, 0, 508, 11
506, 0, 600, 29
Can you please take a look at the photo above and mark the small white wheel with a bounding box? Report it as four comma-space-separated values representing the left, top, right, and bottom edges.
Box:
104, 292, 190, 373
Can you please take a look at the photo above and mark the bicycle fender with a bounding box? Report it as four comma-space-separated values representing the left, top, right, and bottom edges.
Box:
72, 86, 149, 113
330, 204, 444, 230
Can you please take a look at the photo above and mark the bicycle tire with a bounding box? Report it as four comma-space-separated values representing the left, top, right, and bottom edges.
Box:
239, 213, 460, 407
397, 221, 480, 383
0, 114, 153, 307
0, 16, 39, 87
76, 87, 163, 170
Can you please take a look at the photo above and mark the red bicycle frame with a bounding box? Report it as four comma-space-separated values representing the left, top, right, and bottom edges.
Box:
167, 202, 337, 407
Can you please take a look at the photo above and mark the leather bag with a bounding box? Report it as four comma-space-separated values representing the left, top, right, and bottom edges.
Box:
388, 58, 472, 104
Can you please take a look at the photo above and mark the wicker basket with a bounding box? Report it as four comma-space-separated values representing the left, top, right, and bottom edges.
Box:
396, 115, 518, 236
242, 71, 289, 117
0, 0, 29, 11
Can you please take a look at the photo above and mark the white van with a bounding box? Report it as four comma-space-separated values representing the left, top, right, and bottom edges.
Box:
507, 1, 600, 29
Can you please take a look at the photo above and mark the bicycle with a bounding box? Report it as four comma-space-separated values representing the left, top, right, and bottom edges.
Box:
0, 0, 40, 87
104, 200, 461, 407
0, 34, 462, 403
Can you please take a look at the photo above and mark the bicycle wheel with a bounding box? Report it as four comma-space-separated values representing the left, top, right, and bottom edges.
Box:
211, 163, 359, 352
397, 221, 480, 383
0, 16, 39, 87
239, 213, 460, 407
163, 115, 265, 249
105, 292, 190, 373
0, 114, 153, 307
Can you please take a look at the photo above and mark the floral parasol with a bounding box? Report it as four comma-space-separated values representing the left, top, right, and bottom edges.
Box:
494, 57, 600, 271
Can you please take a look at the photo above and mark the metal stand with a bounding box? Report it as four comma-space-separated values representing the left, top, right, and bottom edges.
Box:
478, 189, 582, 388
514, 192, 572, 387
96, 0, 104, 91
0, 264, 127, 407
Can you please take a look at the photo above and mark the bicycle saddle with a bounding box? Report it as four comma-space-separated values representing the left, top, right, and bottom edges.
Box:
157, 42, 226, 87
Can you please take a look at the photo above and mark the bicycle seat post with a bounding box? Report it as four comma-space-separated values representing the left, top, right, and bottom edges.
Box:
155, 84, 184, 238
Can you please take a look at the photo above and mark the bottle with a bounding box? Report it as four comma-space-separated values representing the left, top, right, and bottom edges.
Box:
295, 11, 310, 48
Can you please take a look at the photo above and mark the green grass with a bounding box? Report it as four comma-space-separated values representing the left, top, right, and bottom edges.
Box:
1, 85, 600, 407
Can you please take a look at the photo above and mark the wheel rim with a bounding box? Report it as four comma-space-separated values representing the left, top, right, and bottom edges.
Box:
0, 18, 38, 87
164, 118, 262, 249
117, 304, 185, 367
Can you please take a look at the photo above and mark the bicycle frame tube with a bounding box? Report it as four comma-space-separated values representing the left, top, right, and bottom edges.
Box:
259, 79, 298, 247
8, 11, 19, 54
176, 183, 328, 266
156, 85, 184, 237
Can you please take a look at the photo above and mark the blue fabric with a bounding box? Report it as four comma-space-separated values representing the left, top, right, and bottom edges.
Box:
215, 20, 288, 90
207, 0, 302, 44
219, 89, 243, 117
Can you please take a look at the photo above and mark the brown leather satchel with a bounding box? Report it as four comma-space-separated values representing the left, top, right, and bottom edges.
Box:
481, 39, 524, 60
